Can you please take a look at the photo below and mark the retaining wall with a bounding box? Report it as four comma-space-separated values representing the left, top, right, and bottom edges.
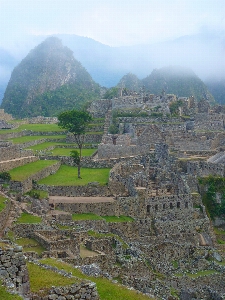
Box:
10, 161, 61, 193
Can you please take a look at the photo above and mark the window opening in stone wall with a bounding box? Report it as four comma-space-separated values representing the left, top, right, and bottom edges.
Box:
177, 202, 180, 208
147, 205, 150, 213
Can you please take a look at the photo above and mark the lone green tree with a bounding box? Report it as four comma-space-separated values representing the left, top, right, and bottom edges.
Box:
58, 110, 92, 178
70, 150, 81, 178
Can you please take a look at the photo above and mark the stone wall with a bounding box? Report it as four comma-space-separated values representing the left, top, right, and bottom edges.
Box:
187, 161, 225, 177
28, 116, 58, 124
0, 156, 38, 172
0, 109, 13, 121
0, 244, 30, 297
98, 143, 151, 159
31, 282, 99, 300
0, 198, 11, 232
38, 182, 111, 197
0, 144, 33, 161
67, 133, 103, 144
10, 161, 61, 193
88, 99, 112, 118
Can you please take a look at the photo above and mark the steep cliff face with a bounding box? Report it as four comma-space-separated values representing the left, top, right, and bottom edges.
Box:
1, 37, 100, 118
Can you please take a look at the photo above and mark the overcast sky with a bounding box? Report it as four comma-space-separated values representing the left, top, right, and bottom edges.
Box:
0, 0, 225, 48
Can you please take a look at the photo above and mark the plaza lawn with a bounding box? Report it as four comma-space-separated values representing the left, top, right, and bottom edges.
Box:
9, 160, 58, 181
51, 148, 96, 156
9, 135, 66, 144
38, 165, 110, 186
0, 196, 7, 212
40, 258, 153, 300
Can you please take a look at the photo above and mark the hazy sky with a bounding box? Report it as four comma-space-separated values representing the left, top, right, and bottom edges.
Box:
1, 0, 225, 48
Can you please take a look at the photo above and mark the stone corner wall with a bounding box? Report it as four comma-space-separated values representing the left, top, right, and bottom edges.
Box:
0, 245, 30, 297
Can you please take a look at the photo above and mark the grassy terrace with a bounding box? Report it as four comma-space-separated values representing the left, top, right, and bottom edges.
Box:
39, 258, 152, 300
38, 165, 110, 186
26, 142, 76, 151
0, 123, 65, 134
0, 196, 7, 212
16, 212, 42, 224
27, 262, 79, 297
16, 237, 45, 255
9, 160, 58, 181
9, 135, 66, 144
51, 148, 96, 156
71, 213, 134, 222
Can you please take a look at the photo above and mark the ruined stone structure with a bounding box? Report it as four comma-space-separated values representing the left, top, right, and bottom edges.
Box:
1, 92, 225, 299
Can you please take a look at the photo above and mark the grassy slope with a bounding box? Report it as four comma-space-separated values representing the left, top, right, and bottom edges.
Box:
39, 258, 152, 300
38, 165, 110, 186
9, 160, 58, 181
0, 281, 23, 300
0, 196, 7, 212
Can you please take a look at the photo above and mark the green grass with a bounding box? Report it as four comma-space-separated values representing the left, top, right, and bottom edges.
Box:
39, 258, 153, 300
38, 166, 110, 186
51, 148, 96, 156
186, 270, 218, 278
172, 260, 179, 268
0, 280, 23, 299
217, 239, 225, 244
9, 135, 66, 144
0, 196, 7, 212
16, 238, 45, 255
25, 189, 49, 199
9, 160, 58, 181
72, 213, 103, 221
0, 123, 65, 134
214, 227, 225, 235
26, 142, 76, 151
102, 216, 134, 222
27, 262, 78, 296
16, 212, 41, 224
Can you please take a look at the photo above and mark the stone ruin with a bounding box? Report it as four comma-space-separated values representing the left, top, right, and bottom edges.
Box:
1, 92, 225, 299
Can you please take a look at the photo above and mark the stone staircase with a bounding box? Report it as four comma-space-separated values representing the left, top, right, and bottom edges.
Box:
103, 109, 112, 134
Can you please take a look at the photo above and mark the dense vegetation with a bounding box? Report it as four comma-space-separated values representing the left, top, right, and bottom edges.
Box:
198, 176, 225, 219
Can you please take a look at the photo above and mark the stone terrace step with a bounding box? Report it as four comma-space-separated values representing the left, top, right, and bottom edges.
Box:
0, 156, 38, 172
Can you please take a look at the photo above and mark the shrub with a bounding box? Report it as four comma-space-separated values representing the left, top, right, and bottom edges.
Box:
0, 172, 11, 181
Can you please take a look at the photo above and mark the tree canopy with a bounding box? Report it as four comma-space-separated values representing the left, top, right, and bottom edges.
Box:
58, 109, 92, 178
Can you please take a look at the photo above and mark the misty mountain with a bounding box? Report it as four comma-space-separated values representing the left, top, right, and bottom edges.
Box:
0, 31, 225, 104
117, 73, 141, 91
142, 66, 215, 101
205, 78, 225, 105
1, 37, 100, 118
115, 67, 214, 102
